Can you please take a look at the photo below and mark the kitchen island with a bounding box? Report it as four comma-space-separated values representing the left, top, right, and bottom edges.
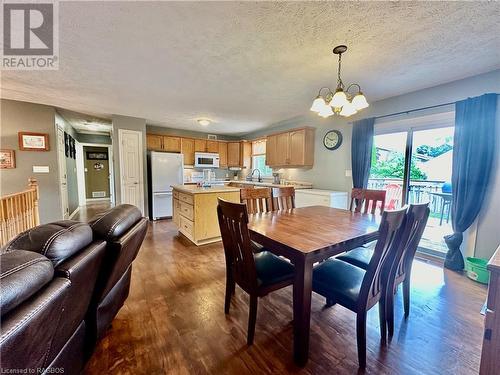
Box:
172, 185, 240, 245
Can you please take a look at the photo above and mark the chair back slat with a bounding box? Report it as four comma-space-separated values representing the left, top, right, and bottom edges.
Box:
358, 207, 407, 309
271, 187, 295, 211
240, 188, 272, 214
391, 203, 430, 285
217, 199, 257, 293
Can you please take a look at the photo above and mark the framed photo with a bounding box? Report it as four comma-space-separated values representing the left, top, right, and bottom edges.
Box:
18, 132, 50, 151
70, 137, 76, 159
86, 151, 108, 160
0, 149, 16, 169
64, 132, 69, 157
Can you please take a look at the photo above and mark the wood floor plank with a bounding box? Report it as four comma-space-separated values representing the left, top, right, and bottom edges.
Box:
84, 218, 487, 375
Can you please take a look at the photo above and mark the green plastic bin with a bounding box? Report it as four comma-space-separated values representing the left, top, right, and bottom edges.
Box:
465, 257, 490, 284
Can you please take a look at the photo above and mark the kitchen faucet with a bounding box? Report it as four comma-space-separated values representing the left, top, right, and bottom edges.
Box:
246, 168, 262, 183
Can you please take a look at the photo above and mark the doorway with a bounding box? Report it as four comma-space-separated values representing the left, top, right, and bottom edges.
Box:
369, 122, 454, 256
83, 146, 111, 201
118, 129, 144, 213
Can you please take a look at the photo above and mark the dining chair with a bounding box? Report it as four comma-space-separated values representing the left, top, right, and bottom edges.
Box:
385, 203, 429, 336
240, 187, 273, 214
312, 207, 407, 368
217, 198, 294, 345
271, 187, 295, 211
363, 189, 386, 214
349, 188, 365, 212
337, 203, 430, 336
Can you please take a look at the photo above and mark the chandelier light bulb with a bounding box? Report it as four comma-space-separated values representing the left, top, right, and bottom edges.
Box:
352, 93, 369, 110
310, 96, 326, 113
318, 104, 334, 118
330, 89, 348, 108
339, 100, 357, 117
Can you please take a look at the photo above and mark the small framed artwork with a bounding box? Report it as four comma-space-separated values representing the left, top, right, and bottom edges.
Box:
70, 137, 76, 159
0, 149, 16, 169
18, 132, 50, 151
64, 132, 69, 157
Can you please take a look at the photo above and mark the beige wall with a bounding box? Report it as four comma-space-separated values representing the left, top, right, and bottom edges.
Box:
0, 99, 62, 223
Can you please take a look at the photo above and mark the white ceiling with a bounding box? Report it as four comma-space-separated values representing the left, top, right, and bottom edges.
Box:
57, 108, 112, 135
2, 2, 499, 135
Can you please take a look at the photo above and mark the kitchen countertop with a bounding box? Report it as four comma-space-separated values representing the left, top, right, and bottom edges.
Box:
172, 184, 241, 195
227, 180, 313, 189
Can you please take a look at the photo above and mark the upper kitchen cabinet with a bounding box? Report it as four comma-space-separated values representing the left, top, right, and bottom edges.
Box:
227, 142, 240, 167
195, 139, 207, 152
218, 142, 228, 167
207, 140, 219, 153
181, 138, 195, 165
163, 136, 181, 152
147, 134, 163, 151
266, 127, 314, 168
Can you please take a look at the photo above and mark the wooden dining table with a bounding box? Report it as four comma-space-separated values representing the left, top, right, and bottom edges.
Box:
247, 205, 381, 366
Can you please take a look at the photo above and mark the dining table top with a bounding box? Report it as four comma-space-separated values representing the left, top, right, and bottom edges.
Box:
247, 205, 381, 255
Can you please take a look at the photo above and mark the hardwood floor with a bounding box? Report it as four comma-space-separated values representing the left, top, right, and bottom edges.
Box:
73, 201, 111, 222
84, 219, 487, 375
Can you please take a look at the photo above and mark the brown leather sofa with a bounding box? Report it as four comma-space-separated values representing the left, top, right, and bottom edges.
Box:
0, 204, 148, 374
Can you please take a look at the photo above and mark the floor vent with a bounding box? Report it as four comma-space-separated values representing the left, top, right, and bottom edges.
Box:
92, 191, 106, 198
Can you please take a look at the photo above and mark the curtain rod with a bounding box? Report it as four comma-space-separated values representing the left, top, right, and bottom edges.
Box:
349, 101, 455, 123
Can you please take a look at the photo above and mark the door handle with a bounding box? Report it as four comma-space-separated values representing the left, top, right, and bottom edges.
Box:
134, 182, 139, 185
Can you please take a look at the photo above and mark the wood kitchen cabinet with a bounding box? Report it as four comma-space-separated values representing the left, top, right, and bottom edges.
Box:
195, 139, 207, 152
265, 127, 314, 168
218, 142, 228, 167
147, 134, 163, 151
163, 136, 181, 152
181, 138, 195, 165
227, 142, 241, 167
241, 141, 252, 169
207, 140, 219, 153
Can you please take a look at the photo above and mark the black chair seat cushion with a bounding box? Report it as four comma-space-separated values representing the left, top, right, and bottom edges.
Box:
254, 251, 294, 288
336, 247, 373, 270
313, 259, 366, 310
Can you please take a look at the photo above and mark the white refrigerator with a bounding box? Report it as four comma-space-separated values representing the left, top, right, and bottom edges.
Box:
150, 151, 184, 220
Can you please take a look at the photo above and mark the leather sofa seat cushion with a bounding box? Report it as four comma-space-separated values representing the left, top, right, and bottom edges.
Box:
3, 221, 93, 267
313, 259, 366, 310
89, 204, 142, 241
336, 247, 373, 270
0, 250, 53, 316
254, 251, 294, 288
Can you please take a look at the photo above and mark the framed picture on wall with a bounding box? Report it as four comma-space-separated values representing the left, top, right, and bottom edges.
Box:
0, 149, 15, 169
18, 132, 50, 151
70, 137, 76, 159
64, 132, 69, 157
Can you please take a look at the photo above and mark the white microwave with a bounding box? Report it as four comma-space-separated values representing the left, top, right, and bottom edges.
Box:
194, 152, 220, 168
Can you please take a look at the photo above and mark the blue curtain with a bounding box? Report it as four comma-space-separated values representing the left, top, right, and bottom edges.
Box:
444, 93, 498, 270
351, 118, 375, 188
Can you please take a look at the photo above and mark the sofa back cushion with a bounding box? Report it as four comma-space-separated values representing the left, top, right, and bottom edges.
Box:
88, 204, 142, 241
3, 221, 93, 267
0, 250, 54, 317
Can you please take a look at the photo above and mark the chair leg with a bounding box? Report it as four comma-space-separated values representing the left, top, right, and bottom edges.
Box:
224, 275, 233, 314
247, 295, 258, 345
403, 278, 411, 317
325, 297, 336, 307
379, 297, 387, 342
386, 288, 395, 337
356, 311, 367, 369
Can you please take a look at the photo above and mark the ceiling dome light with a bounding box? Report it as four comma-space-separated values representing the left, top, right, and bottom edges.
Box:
310, 95, 327, 113
318, 105, 334, 118
339, 100, 357, 117
197, 119, 211, 126
330, 89, 348, 108
352, 92, 369, 110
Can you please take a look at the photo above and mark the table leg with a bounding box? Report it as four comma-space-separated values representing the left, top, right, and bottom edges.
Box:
293, 256, 313, 366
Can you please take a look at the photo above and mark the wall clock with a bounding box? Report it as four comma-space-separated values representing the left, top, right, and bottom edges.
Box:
323, 130, 343, 150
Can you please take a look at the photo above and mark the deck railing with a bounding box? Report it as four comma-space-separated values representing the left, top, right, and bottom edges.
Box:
0, 178, 40, 247
367, 178, 447, 214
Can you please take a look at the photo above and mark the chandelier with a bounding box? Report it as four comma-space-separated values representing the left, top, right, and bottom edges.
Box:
310, 45, 369, 118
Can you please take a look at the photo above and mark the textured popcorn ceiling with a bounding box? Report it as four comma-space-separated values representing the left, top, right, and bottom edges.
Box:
1, 2, 499, 135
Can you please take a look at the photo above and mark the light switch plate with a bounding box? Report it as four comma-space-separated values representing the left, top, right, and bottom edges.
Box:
33, 166, 50, 173
345, 169, 352, 177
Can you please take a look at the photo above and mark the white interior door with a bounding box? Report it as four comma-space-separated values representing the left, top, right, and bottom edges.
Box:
118, 129, 144, 213
57, 127, 69, 219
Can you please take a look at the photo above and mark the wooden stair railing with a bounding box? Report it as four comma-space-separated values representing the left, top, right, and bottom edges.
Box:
0, 178, 40, 247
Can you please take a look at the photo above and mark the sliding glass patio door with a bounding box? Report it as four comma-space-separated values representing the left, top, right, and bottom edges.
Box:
369, 124, 454, 257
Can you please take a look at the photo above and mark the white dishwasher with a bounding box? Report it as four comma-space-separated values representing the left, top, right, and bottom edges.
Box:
295, 189, 348, 209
